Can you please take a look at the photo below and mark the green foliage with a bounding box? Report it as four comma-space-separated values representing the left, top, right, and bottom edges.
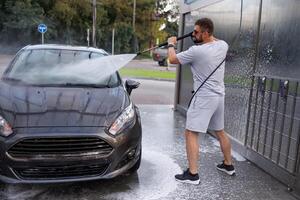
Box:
1, 0, 44, 44
119, 68, 176, 80
0, 0, 179, 53
164, 20, 179, 37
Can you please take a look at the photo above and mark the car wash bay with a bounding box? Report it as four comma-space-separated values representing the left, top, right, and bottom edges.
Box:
175, 0, 300, 197
0, 56, 297, 200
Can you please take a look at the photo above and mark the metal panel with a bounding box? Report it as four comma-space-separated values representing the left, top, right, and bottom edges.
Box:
247, 76, 300, 174
256, 0, 300, 79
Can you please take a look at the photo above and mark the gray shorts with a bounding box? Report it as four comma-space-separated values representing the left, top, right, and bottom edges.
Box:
186, 95, 224, 133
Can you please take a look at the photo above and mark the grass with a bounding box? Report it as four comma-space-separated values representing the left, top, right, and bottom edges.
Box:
119, 68, 176, 80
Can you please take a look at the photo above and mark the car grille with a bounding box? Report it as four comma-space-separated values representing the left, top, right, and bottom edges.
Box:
8, 137, 113, 158
14, 163, 109, 179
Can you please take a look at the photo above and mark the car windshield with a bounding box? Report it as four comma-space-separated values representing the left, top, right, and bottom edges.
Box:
3, 49, 120, 87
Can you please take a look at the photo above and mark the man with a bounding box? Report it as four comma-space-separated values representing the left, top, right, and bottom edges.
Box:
168, 18, 235, 185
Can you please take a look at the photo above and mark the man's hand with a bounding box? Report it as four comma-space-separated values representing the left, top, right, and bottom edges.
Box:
168, 36, 177, 45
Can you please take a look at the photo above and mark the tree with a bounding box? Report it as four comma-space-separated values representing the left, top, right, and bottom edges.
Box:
48, 0, 92, 44
2, 0, 44, 44
154, 0, 179, 41
0, 0, 179, 53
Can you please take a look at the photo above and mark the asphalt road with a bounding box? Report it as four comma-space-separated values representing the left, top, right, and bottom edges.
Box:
128, 78, 175, 105
124, 58, 177, 71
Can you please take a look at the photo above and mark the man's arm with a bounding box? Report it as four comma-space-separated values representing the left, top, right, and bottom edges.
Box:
167, 36, 180, 64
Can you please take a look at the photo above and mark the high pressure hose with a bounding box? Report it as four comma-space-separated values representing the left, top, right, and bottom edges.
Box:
136, 32, 193, 56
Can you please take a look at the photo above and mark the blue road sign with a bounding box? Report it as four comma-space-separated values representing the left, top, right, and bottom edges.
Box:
184, 0, 198, 4
38, 24, 47, 33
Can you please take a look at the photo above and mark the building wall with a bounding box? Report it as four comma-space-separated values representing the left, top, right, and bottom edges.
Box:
257, 0, 300, 79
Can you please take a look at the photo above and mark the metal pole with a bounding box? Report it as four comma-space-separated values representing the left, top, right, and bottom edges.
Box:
92, 0, 97, 47
244, 0, 263, 146
42, 33, 44, 44
87, 28, 90, 47
133, 0, 136, 32
112, 28, 115, 55
133, 0, 136, 52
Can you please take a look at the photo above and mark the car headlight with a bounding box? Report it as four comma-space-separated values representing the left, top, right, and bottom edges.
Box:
108, 103, 135, 136
0, 115, 13, 137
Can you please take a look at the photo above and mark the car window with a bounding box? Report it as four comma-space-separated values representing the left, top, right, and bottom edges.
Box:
90, 52, 105, 59
4, 49, 120, 87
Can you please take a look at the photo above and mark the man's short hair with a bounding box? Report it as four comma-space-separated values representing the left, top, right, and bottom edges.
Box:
195, 18, 214, 35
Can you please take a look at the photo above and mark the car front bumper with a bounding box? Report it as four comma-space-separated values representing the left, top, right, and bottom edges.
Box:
0, 121, 141, 183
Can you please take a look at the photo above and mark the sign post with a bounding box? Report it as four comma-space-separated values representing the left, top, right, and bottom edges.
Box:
38, 24, 47, 44
87, 28, 90, 47
112, 28, 115, 55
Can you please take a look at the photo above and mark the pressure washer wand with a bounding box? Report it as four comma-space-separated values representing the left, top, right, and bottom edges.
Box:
137, 32, 193, 55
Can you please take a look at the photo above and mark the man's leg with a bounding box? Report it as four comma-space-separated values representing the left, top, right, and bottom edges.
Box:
174, 129, 200, 184
215, 129, 235, 175
185, 129, 199, 174
215, 129, 232, 165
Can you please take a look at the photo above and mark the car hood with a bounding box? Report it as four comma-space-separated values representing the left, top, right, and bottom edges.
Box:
0, 82, 130, 128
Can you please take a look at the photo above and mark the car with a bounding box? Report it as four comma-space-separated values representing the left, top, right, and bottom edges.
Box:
152, 46, 178, 67
0, 44, 142, 183
152, 47, 168, 66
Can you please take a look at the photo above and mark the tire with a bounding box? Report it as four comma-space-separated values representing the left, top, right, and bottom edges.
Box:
128, 148, 142, 173
158, 60, 164, 66
158, 59, 167, 67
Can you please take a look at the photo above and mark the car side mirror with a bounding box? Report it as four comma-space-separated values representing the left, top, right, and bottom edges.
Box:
125, 79, 140, 95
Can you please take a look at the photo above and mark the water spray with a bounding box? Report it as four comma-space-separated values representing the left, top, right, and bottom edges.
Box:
22, 33, 194, 83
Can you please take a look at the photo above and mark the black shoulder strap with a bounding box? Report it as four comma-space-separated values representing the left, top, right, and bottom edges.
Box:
187, 57, 226, 108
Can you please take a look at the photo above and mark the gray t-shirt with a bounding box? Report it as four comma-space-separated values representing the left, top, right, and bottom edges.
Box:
177, 40, 228, 96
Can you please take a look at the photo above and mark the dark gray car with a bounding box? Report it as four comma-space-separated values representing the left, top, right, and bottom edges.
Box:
0, 45, 142, 183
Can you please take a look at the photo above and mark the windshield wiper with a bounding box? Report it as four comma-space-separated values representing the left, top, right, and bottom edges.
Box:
2, 77, 24, 82
63, 83, 110, 88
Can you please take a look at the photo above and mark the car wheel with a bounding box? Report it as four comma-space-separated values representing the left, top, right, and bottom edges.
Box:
158, 60, 165, 66
128, 148, 142, 173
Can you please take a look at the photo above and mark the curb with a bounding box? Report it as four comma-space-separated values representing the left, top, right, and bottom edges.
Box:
122, 76, 176, 82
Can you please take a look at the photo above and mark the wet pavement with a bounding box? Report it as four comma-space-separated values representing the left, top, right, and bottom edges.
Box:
0, 105, 297, 200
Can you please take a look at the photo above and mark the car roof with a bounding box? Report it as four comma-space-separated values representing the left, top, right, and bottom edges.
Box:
22, 44, 109, 55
